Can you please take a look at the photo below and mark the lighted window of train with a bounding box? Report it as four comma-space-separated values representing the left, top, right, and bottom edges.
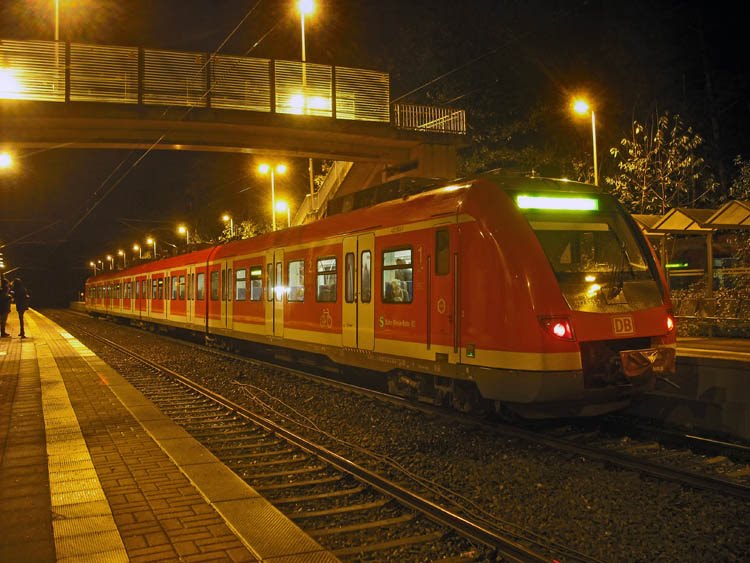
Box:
382, 248, 413, 303
157, 278, 163, 300
344, 254, 354, 303
288, 260, 305, 302
266, 264, 273, 301
318, 257, 337, 302
179, 275, 185, 300
435, 229, 450, 275
250, 267, 262, 301
227, 269, 232, 301
235, 268, 247, 301
210, 271, 220, 300
172, 276, 178, 300
196, 273, 205, 300
361, 251, 372, 303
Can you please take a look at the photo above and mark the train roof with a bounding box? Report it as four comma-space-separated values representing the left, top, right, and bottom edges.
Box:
86, 172, 602, 284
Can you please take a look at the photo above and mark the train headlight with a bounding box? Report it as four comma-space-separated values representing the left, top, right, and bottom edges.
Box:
666, 310, 675, 333
539, 316, 576, 341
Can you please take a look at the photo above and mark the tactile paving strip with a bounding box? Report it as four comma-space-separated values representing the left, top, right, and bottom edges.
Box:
28, 315, 129, 562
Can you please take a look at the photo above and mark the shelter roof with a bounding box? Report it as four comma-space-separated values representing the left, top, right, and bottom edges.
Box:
651, 208, 716, 233
706, 200, 750, 228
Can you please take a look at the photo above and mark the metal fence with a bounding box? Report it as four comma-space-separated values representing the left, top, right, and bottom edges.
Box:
0, 38, 466, 133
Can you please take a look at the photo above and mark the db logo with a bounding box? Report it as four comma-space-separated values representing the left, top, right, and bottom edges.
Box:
612, 316, 635, 335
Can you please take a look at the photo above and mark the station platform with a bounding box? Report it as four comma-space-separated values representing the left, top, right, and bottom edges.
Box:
0, 310, 338, 562
625, 336, 750, 440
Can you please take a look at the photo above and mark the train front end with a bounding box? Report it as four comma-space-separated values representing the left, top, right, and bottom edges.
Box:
513, 187, 676, 416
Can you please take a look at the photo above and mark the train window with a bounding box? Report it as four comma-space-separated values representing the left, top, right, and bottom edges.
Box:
382, 248, 413, 303
317, 257, 337, 302
196, 273, 205, 300
165, 277, 170, 300
179, 276, 185, 300
150, 280, 156, 300
171, 276, 178, 300
266, 264, 273, 301
361, 251, 372, 303
435, 229, 450, 275
228, 269, 232, 301
250, 267, 262, 301
187, 274, 193, 300
288, 260, 305, 302
344, 254, 354, 303
157, 278, 163, 300
210, 271, 219, 301
235, 268, 247, 301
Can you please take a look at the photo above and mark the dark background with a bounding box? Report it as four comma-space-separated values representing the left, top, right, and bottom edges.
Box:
0, 0, 747, 304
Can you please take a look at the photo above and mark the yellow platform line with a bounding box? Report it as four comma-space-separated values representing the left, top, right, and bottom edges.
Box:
25, 315, 129, 562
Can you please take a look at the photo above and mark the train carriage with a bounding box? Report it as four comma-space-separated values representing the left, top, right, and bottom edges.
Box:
86, 172, 676, 417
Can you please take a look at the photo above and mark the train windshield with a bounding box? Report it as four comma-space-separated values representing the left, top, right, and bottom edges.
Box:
520, 195, 663, 313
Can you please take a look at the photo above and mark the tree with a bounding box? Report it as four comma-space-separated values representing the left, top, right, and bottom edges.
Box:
606, 112, 717, 214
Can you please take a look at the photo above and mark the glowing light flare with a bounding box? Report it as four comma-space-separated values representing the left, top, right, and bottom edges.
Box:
275, 201, 288, 212
0, 151, 13, 169
584, 275, 597, 282
298, 0, 315, 16
666, 311, 675, 333
586, 283, 602, 297
573, 98, 591, 115
0, 68, 22, 99
516, 195, 599, 211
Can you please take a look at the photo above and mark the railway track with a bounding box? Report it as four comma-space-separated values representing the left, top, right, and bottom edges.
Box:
51, 309, 750, 560
66, 320, 596, 562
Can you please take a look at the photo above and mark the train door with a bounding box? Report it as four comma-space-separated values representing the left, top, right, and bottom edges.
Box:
264, 249, 284, 337
430, 226, 459, 362
342, 233, 375, 350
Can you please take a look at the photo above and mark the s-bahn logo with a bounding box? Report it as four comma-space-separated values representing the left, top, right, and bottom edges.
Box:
612, 315, 635, 335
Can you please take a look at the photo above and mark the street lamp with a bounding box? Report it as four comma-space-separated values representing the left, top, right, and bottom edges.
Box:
0, 151, 13, 170
118, 249, 126, 268
258, 163, 287, 231
89, 261, 97, 276
133, 243, 142, 259
221, 214, 234, 237
297, 0, 317, 209
146, 237, 156, 258
276, 201, 291, 228
106, 254, 113, 270
573, 98, 598, 186
178, 225, 189, 245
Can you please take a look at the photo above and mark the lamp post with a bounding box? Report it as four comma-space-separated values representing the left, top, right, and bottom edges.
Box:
106, 254, 113, 270
297, 0, 317, 209
276, 201, 291, 228
146, 237, 156, 259
258, 163, 287, 231
178, 225, 189, 245
133, 243, 142, 259
118, 249, 126, 268
573, 98, 598, 186
221, 214, 234, 237
89, 261, 96, 276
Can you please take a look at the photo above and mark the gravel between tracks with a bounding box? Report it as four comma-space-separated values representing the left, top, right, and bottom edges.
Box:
49, 311, 750, 562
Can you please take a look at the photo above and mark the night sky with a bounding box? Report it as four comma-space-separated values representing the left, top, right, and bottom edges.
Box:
0, 0, 748, 304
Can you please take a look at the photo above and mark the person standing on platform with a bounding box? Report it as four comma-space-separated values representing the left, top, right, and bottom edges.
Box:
11, 277, 31, 338
0, 276, 11, 337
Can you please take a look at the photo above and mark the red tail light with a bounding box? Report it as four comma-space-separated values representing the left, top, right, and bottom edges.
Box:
539, 317, 576, 341
666, 310, 675, 333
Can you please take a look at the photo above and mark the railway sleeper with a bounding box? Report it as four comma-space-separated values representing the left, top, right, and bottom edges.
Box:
310, 513, 415, 537
272, 485, 366, 505
289, 499, 388, 520
254, 474, 343, 492
331, 531, 445, 558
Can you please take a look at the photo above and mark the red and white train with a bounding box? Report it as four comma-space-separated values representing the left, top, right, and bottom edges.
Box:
85, 172, 676, 417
